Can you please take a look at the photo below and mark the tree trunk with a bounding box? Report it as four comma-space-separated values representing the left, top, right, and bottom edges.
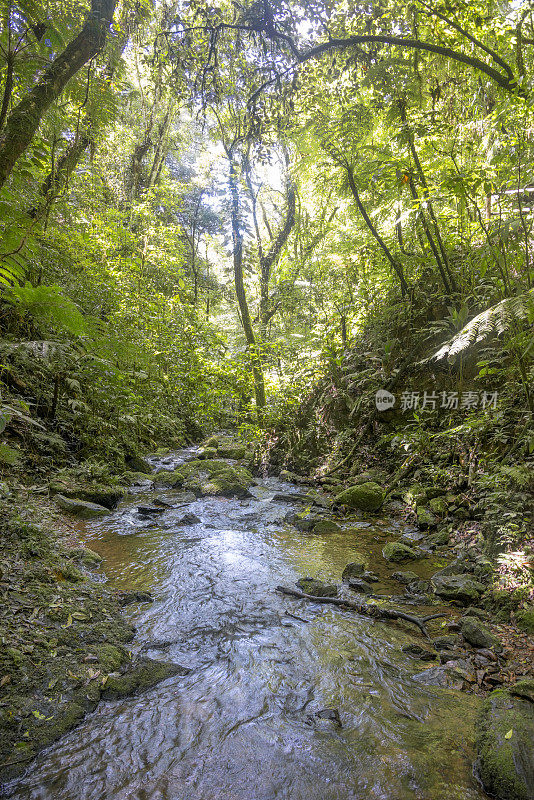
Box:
0, 0, 116, 190
229, 156, 266, 420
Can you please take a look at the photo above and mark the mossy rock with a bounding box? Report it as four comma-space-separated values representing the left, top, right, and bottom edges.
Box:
95, 643, 129, 671
203, 435, 219, 449
510, 679, 534, 704
312, 519, 341, 534
476, 689, 534, 800
100, 657, 190, 700
382, 541, 419, 562
429, 496, 448, 515
125, 454, 152, 474
335, 482, 384, 511
197, 446, 218, 460
403, 485, 428, 509
66, 546, 103, 569
55, 494, 109, 519
460, 617, 502, 651
416, 506, 438, 528
342, 560, 367, 580
217, 443, 246, 459
296, 578, 338, 597
166, 459, 253, 497
50, 481, 125, 510
516, 606, 534, 634
432, 574, 485, 604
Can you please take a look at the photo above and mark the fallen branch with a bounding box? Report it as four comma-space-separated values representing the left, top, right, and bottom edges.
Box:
276, 585, 447, 639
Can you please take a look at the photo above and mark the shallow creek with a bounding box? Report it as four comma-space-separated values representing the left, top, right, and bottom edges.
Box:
10, 447, 488, 800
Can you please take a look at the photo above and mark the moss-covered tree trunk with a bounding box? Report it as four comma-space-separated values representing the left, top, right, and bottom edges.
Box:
0, 0, 116, 191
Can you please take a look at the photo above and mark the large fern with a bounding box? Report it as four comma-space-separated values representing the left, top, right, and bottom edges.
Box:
430, 290, 534, 362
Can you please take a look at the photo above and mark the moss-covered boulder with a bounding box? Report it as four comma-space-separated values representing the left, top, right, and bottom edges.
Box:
50, 481, 125, 510
125, 454, 152, 474
66, 546, 103, 569
516, 606, 534, 634
197, 446, 218, 460
382, 541, 419, 562
203, 435, 220, 449
416, 506, 438, 528
392, 570, 419, 584
429, 496, 448, 515
476, 688, 534, 800
460, 617, 502, 651
342, 560, 367, 580
432, 574, 485, 604
155, 459, 253, 497
55, 494, 109, 519
217, 443, 246, 459
335, 482, 384, 511
100, 657, 190, 700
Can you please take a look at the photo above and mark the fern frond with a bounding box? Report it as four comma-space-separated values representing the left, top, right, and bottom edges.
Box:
431, 290, 534, 362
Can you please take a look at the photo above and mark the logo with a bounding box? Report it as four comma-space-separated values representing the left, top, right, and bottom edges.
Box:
375, 389, 395, 411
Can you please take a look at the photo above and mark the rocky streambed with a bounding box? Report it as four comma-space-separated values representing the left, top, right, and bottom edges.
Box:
1, 440, 533, 799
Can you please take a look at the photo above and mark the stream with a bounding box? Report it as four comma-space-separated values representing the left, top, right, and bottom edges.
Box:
8, 446, 488, 800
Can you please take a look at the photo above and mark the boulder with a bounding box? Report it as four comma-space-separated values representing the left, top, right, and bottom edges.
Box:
516, 606, 534, 634
334, 482, 384, 511
197, 447, 218, 460
416, 506, 438, 528
50, 481, 125, 510
432, 574, 485, 604
176, 513, 201, 525
55, 494, 109, 519
347, 578, 372, 594
382, 541, 419, 562
342, 561, 367, 580
429, 496, 448, 515
460, 617, 502, 650
510, 679, 534, 704
296, 578, 337, 597
217, 443, 246, 459
312, 519, 341, 534
125, 454, 152, 474
401, 643, 437, 661
155, 459, 252, 497
476, 689, 534, 800
203, 435, 220, 449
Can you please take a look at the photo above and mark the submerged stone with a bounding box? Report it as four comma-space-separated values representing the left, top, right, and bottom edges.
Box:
382, 541, 419, 562
342, 560, 366, 580
391, 570, 419, 584
296, 577, 337, 597
334, 482, 384, 511
476, 689, 534, 800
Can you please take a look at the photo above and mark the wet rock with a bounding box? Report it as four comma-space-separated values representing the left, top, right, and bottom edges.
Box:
315, 708, 341, 726
116, 590, 154, 606
153, 497, 173, 507
347, 578, 373, 594
432, 635, 462, 650
296, 578, 338, 597
402, 643, 437, 661
432, 556, 471, 578
431, 574, 485, 604
382, 541, 419, 562
55, 494, 109, 519
176, 513, 201, 525
334, 482, 384, 512
476, 688, 534, 800
460, 617, 503, 651
137, 505, 166, 515
416, 506, 438, 529
342, 560, 366, 580
100, 657, 190, 700
173, 491, 197, 503
66, 546, 103, 569
312, 519, 341, 534
156, 459, 253, 497
391, 570, 419, 584
50, 481, 125, 510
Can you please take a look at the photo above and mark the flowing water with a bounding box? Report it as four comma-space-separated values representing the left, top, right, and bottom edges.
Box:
7, 447, 488, 800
